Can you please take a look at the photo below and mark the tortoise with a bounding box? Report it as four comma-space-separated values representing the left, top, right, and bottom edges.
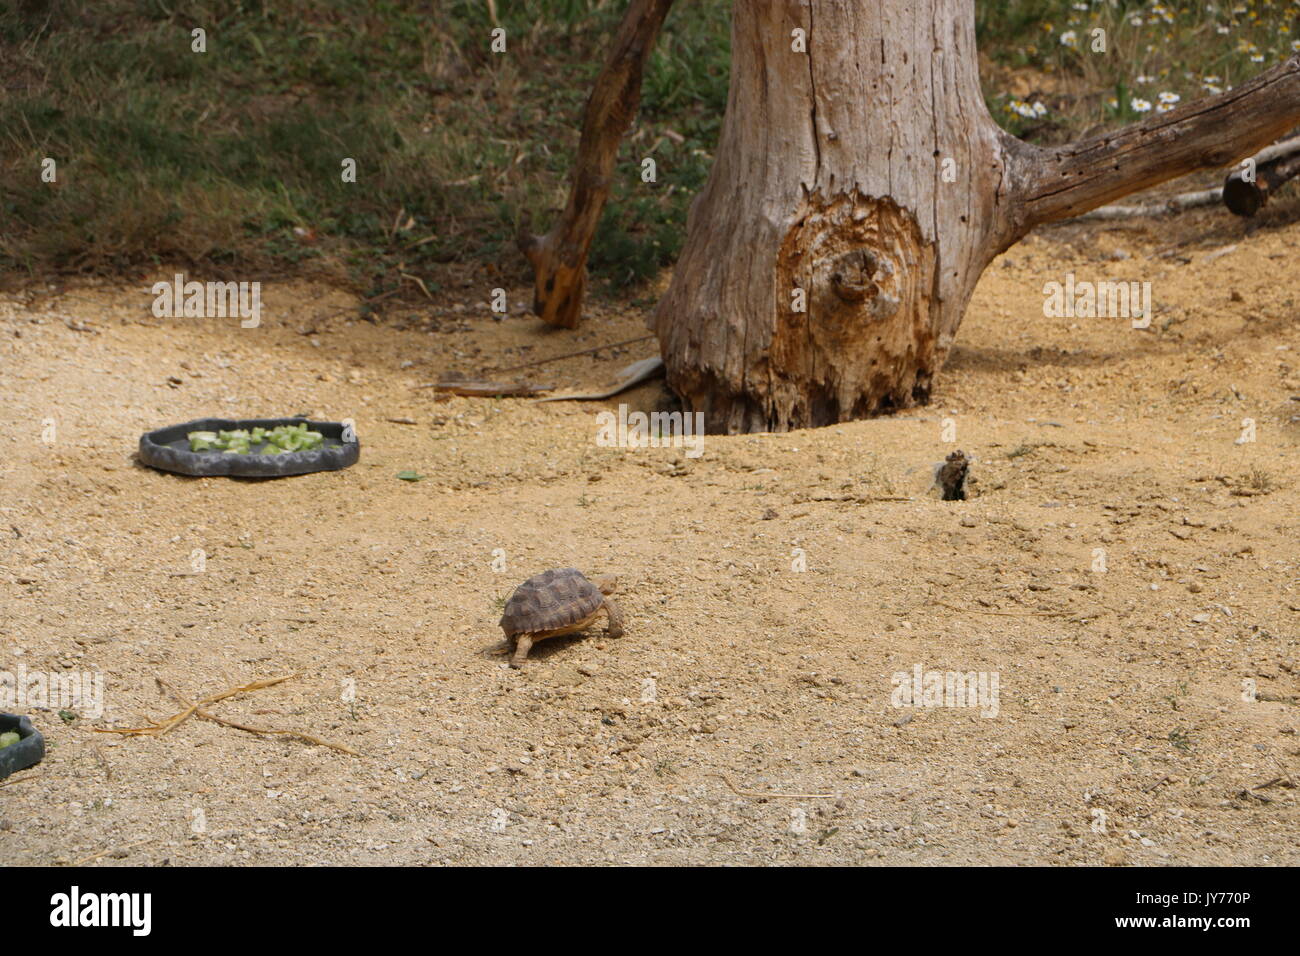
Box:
499, 568, 624, 667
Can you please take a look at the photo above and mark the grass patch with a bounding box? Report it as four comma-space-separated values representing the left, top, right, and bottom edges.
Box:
1244, 466, 1276, 494
1, 0, 728, 289
2, 0, 1294, 289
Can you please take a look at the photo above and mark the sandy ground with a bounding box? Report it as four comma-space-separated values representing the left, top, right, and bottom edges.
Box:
1, 207, 1298, 866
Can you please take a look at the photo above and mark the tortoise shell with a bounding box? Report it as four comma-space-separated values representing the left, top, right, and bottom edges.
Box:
500, 568, 605, 636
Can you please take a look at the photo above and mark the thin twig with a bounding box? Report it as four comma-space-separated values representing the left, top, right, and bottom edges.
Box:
157, 674, 296, 737
710, 773, 835, 799
0, 772, 40, 789
156, 678, 359, 757
94, 674, 357, 756
400, 273, 433, 300
410, 381, 552, 396
485, 334, 656, 374
805, 495, 915, 503
69, 838, 154, 867
935, 602, 1072, 618
182, 704, 359, 756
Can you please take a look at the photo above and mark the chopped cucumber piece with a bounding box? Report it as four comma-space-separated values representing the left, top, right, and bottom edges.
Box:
188, 423, 327, 454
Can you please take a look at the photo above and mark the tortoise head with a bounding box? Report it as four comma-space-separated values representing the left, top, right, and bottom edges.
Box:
590, 573, 618, 595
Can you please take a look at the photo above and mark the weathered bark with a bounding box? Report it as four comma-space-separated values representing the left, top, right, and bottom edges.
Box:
648, 0, 1300, 433
518, 0, 674, 328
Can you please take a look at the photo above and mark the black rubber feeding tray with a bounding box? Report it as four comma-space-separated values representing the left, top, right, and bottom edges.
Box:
139, 417, 360, 478
0, 713, 44, 781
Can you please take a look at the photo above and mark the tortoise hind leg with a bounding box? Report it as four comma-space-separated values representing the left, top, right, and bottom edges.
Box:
510, 635, 534, 668
603, 597, 625, 638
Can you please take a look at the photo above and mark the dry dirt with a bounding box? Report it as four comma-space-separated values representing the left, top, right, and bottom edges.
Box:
1, 208, 1298, 866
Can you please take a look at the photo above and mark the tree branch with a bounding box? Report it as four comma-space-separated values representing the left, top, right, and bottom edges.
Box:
518, 0, 675, 329
1223, 146, 1300, 216
1009, 54, 1300, 230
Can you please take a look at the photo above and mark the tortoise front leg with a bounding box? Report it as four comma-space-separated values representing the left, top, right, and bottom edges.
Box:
603, 597, 625, 638
510, 635, 534, 668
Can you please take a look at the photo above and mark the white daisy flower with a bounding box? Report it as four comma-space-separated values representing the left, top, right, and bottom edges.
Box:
1130, 98, 1153, 113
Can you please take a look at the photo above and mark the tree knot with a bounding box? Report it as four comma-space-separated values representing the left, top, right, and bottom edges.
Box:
828, 248, 900, 318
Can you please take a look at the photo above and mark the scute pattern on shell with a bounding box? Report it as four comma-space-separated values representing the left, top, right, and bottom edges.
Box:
500, 568, 604, 635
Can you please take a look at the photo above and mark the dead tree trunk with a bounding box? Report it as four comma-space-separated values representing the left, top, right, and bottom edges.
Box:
649, 0, 1300, 432
519, 0, 675, 328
